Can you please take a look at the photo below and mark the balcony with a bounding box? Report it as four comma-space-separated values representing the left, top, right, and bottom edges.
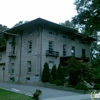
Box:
46, 50, 59, 57
8, 51, 16, 57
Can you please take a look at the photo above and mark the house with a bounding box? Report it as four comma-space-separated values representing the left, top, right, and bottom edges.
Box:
0, 18, 95, 83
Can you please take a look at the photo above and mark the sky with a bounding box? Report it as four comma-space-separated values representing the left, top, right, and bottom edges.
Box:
0, 0, 77, 28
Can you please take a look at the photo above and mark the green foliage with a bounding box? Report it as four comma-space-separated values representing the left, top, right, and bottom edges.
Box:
66, 57, 92, 86
51, 64, 58, 81
73, 0, 100, 35
49, 75, 54, 84
0, 88, 34, 100
41, 62, 50, 82
57, 64, 65, 82
0, 24, 8, 31
94, 84, 100, 90
91, 59, 100, 83
0, 37, 6, 46
0, 24, 8, 46
13, 20, 28, 27
59, 20, 77, 30
54, 79, 64, 86
75, 82, 88, 90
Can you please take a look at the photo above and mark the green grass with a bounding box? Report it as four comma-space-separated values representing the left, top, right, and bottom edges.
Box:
0, 88, 35, 100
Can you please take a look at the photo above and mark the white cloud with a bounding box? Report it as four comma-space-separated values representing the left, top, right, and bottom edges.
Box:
0, 0, 77, 28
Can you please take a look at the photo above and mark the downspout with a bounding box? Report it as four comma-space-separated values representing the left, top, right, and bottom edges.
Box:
38, 26, 43, 78
18, 33, 22, 82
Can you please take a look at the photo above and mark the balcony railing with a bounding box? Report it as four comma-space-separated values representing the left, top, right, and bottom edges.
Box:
8, 51, 16, 57
46, 50, 59, 57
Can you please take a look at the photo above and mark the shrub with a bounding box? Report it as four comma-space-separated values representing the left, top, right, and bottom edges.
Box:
66, 57, 92, 86
94, 84, 100, 90
75, 82, 88, 90
33, 89, 42, 99
49, 75, 54, 84
57, 64, 65, 82
41, 62, 50, 82
54, 79, 64, 86
51, 65, 58, 81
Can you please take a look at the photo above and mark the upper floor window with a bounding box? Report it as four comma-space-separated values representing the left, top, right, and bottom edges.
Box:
28, 41, 32, 52
82, 49, 85, 58
71, 46, 75, 56
49, 41, 54, 51
27, 61, 31, 73
12, 45, 15, 54
63, 44, 67, 56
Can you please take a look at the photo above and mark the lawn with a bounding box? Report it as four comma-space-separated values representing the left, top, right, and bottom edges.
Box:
0, 88, 35, 100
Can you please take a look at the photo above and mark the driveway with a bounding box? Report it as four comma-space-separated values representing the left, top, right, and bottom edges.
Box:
0, 82, 96, 100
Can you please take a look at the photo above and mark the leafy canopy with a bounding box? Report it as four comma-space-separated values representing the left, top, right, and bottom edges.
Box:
73, 0, 100, 35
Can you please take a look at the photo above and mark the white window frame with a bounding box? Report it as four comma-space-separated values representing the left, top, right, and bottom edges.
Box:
63, 44, 67, 56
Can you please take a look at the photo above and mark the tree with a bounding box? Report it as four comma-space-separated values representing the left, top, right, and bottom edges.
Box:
72, 0, 100, 35
57, 64, 65, 82
13, 20, 28, 27
51, 65, 58, 81
41, 62, 50, 82
0, 24, 8, 31
66, 57, 92, 86
0, 24, 8, 46
91, 59, 100, 83
59, 20, 77, 29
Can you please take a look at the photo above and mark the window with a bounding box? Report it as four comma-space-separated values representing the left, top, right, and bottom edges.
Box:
28, 41, 32, 52
49, 61, 54, 73
63, 44, 67, 56
71, 46, 75, 56
11, 63, 14, 74
27, 61, 31, 73
82, 49, 85, 58
12, 45, 15, 54
49, 41, 54, 51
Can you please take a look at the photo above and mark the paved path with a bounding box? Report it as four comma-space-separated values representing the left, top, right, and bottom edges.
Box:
0, 82, 94, 100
